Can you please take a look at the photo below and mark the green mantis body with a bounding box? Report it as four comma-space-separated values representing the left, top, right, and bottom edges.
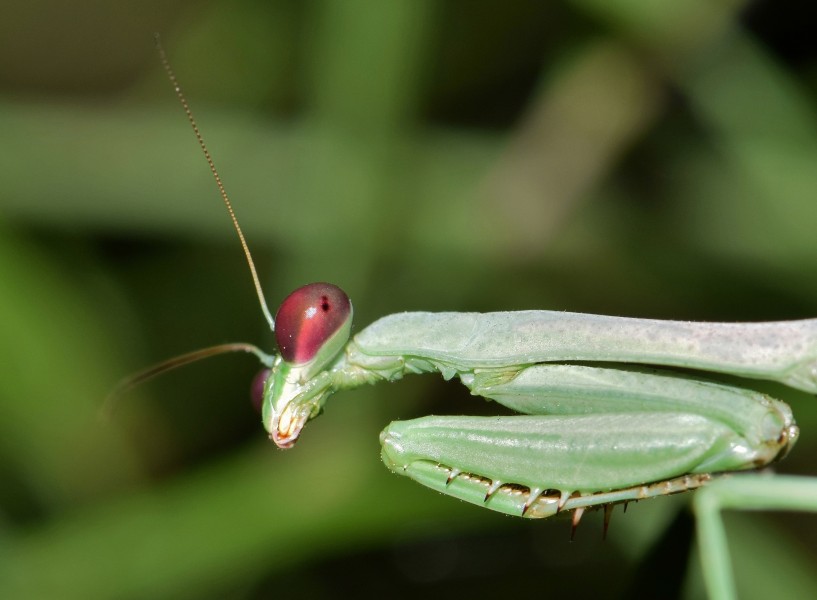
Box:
262, 306, 806, 520
146, 43, 817, 599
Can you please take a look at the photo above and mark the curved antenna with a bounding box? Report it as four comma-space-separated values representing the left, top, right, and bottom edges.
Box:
104, 342, 275, 415
154, 33, 276, 331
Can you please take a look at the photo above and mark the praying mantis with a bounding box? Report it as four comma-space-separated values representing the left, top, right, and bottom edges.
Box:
129, 39, 817, 600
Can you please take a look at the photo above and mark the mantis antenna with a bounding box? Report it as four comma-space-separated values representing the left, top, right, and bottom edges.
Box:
153, 33, 276, 332
106, 343, 274, 404
103, 37, 279, 412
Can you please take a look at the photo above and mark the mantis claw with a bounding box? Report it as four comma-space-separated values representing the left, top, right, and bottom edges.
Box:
557, 489, 573, 513
446, 468, 461, 486
521, 487, 544, 516
483, 479, 504, 502
571, 507, 585, 541
603, 504, 614, 540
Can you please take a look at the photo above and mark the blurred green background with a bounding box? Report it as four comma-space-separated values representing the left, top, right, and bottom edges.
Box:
2, 1, 817, 598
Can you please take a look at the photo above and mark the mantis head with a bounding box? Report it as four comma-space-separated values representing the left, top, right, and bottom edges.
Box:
130, 50, 353, 450
254, 283, 353, 448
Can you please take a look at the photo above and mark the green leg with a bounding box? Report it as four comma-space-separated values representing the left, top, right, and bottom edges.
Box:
693, 474, 817, 600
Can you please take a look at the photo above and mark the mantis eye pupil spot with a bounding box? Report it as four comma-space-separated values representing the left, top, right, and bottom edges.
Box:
275, 283, 352, 364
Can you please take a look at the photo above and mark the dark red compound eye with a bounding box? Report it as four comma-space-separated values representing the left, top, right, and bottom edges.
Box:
250, 368, 271, 414
274, 283, 352, 365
